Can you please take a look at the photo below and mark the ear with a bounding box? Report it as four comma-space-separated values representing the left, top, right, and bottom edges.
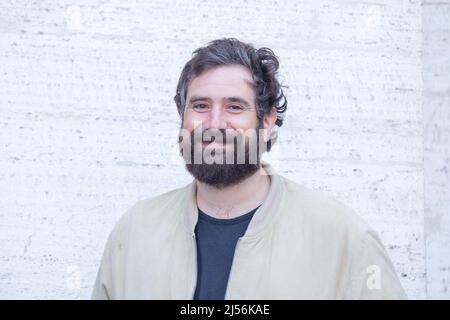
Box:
263, 107, 278, 142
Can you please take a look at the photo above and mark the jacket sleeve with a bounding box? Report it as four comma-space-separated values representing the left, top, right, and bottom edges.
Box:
344, 227, 408, 300
91, 229, 115, 300
91, 208, 132, 300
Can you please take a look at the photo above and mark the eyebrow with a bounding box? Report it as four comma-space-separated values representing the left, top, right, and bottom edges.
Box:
188, 96, 252, 108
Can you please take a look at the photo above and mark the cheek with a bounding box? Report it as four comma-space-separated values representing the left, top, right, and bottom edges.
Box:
182, 110, 202, 130
230, 114, 259, 130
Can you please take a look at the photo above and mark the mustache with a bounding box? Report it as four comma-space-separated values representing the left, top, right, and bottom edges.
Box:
196, 129, 240, 144
178, 126, 266, 165
178, 128, 252, 145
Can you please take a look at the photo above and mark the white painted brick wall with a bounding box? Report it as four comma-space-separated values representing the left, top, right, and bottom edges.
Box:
0, 0, 446, 299
423, 0, 450, 299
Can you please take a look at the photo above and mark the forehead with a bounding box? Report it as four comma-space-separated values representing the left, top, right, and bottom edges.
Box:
187, 65, 255, 100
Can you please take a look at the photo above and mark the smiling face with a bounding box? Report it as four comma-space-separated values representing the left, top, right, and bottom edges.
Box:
178, 64, 272, 189
182, 64, 259, 138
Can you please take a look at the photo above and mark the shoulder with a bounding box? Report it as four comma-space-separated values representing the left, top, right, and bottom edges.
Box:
129, 184, 190, 219
108, 182, 192, 243
278, 175, 373, 241
277, 175, 406, 294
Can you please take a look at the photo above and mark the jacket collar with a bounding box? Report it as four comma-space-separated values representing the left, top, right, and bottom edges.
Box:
183, 161, 285, 240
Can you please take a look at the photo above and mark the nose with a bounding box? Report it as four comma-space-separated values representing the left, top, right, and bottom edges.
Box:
204, 105, 228, 130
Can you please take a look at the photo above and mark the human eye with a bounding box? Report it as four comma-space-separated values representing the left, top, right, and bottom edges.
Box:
228, 105, 244, 113
192, 104, 209, 112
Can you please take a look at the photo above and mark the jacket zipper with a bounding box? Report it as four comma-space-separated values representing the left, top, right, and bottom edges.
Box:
189, 233, 197, 299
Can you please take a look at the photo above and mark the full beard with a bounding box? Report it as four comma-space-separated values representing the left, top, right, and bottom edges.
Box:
179, 121, 265, 190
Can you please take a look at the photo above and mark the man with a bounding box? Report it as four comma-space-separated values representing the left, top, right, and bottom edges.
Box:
92, 38, 407, 299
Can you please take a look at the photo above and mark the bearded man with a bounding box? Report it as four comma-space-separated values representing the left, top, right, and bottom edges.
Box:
92, 38, 407, 300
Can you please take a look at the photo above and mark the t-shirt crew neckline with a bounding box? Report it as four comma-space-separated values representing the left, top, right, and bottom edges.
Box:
197, 204, 262, 225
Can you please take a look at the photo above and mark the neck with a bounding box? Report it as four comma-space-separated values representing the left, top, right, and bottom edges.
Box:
196, 166, 271, 219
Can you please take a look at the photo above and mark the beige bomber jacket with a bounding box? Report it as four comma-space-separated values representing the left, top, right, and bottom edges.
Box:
92, 162, 407, 299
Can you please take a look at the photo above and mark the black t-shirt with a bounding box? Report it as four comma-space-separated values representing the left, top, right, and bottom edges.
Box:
193, 205, 260, 300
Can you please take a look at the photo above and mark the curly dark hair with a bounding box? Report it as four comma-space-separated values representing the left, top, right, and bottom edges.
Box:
174, 38, 287, 151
